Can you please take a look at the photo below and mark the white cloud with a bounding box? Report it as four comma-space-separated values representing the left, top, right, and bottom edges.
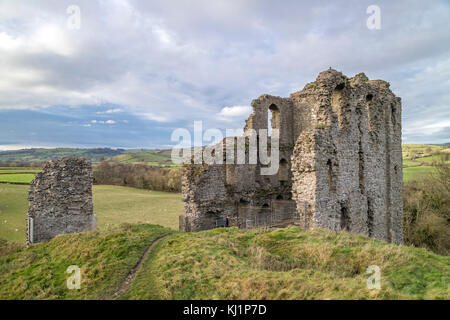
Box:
0, 0, 448, 143
90, 120, 116, 124
96, 108, 123, 114
29, 24, 75, 56
217, 105, 251, 120
0, 32, 23, 51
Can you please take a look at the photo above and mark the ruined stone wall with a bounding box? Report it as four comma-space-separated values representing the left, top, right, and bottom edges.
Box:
291, 70, 403, 244
26, 157, 97, 245
182, 94, 296, 232
182, 69, 403, 244
182, 163, 235, 231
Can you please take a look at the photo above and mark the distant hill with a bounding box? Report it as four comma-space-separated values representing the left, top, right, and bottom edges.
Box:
0, 147, 177, 166
0, 148, 126, 163
1, 144, 448, 167
107, 149, 175, 166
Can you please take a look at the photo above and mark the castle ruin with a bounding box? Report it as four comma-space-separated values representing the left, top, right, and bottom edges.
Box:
26, 157, 97, 245
181, 69, 403, 244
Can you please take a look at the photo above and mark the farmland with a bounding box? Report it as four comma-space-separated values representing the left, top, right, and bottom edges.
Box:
0, 148, 173, 165
0, 167, 41, 174
0, 143, 448, 244
107, 149, 176, 166
0, 174, 35, 184
0, 184, 183, 243
0, 167, 41, 185
0, 148, 126, 163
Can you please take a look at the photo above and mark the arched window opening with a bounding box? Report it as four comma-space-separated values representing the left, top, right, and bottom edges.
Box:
268, 104, 280, 137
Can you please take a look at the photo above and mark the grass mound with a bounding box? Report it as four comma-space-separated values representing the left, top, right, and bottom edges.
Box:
127, 227, 449, 300
0, 225, 448, 300
0, 224, 173, 299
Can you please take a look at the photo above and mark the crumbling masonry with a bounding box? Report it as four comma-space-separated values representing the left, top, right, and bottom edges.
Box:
182, 69, 403, 244
26, 157, 97, 245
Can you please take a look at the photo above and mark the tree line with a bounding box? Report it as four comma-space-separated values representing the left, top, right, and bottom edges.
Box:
93, 161, 181, 193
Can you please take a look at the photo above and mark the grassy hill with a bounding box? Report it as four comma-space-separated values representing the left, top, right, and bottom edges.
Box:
0, 148, 176, 166
0, 224, 448, 300
1, 144, 448, 171
0, 148, 126, 163
107, 149, 175, 166
0, 224, 173, 299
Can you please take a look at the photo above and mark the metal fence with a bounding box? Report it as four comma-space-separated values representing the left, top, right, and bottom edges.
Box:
214, 200, 301, 230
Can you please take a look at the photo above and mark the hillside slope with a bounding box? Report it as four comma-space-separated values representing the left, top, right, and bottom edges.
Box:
1, 224, 448, 300
107, 149, 174, 166
0, 148, 126, 163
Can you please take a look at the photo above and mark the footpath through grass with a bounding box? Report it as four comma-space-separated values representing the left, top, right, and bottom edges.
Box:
126, 226, 450, 300
0, 224, 173, 299
1, 224, 448, 300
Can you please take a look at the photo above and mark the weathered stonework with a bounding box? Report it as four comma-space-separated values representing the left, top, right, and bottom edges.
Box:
26, 157, 97, 245
182, 69, 403, 244
290, 70, 403, 244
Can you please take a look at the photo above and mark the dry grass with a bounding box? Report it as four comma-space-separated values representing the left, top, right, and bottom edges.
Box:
126, 227, 449, 300
0, 224, 173, 299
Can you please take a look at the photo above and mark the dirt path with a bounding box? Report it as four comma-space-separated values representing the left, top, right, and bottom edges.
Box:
112, 236, 166, 299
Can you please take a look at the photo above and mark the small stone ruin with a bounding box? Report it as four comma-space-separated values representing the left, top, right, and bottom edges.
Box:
182, 69, 403, 244
26, 157, 97, 245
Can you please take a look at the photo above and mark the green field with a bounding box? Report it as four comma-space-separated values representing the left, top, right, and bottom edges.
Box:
0, 224, 448, 299
0, 184, 183, 243
403, 166, 436, 184
402, 144, 449, 159
401, 144, 449, 184
0, 167, 42, 174
93, 185, 183, 230
0, 148, 125, 162
1, 164, 438, 186
0, 174, 35, 184
0, 168, 41, 184
108, 149, 176, 166
1, 144, 448, 169
0, 148, 177, 166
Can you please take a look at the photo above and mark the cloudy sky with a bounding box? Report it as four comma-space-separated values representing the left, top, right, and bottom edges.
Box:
0, 0, 449, 150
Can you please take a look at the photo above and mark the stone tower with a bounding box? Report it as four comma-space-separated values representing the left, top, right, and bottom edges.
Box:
181, 69, 403, 244
26, 157, 97, 245
290, 70, 403, 244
